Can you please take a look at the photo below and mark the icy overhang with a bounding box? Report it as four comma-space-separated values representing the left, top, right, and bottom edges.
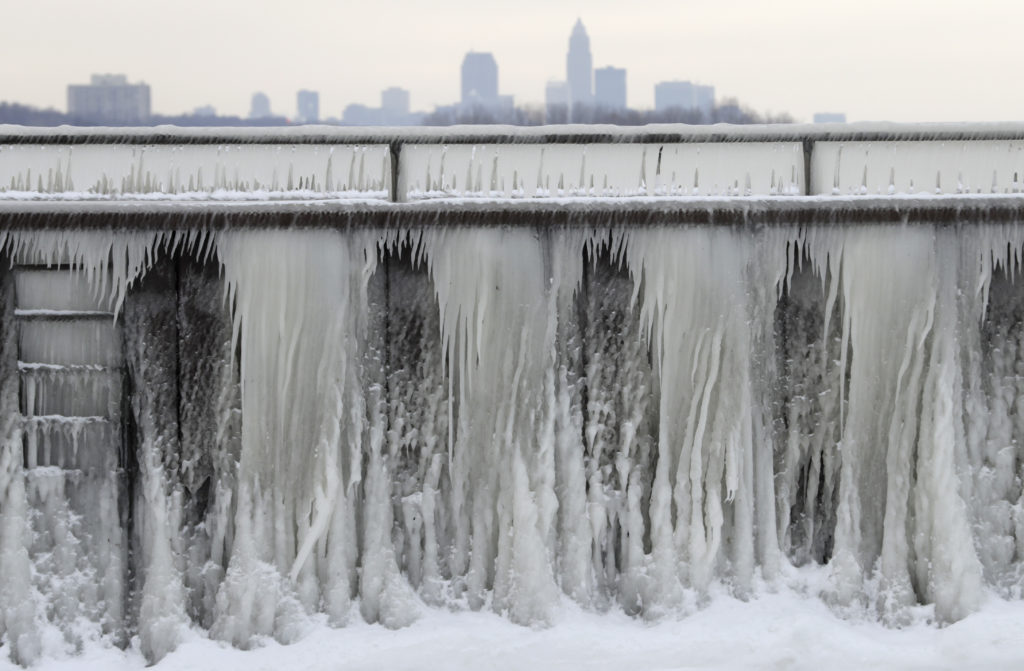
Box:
3, 194, 1024, 230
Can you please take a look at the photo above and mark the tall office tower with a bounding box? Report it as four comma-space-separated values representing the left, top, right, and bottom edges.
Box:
297, 90, 319, 124
249, 92, 272, 119
594, 66, 627, 109
566, 19, 593, 107
67, 74, 151, 124
461, 52, 499, 107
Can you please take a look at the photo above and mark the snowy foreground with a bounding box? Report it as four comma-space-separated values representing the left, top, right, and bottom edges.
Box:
3, 573, 1023, 671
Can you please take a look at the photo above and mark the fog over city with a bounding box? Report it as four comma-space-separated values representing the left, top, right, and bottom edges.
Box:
1, 0, 1022, 122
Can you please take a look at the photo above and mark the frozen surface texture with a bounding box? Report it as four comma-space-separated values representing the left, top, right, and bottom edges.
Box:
5, 130, 1024, 203
399, 143, 804, 200
0, 222, 1023, 668
0, 145, 390, 200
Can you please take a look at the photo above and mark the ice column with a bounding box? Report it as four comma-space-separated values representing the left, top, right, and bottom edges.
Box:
622, 226, 790, 608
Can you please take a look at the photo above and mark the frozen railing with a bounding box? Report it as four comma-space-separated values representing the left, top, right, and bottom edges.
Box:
4, 122, 1024, 205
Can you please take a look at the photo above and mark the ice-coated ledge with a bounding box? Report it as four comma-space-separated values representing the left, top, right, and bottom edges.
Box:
5, 123, 1024, 202
2, 193, 1024, 228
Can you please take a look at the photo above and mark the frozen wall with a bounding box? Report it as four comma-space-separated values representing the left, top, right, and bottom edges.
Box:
812, 141, 1024, 195
7, 135, 1024, 202
398, 143, 805, 199
0, 145, 390, 199
0, 223, 1022, 666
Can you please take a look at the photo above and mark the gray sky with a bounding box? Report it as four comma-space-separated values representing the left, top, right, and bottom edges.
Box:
1, 0, 1020, 122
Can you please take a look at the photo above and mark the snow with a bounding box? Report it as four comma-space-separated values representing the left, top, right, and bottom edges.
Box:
2, 577, 1023, 671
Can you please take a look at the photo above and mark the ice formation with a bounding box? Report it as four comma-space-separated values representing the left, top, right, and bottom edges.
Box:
0, 220, 1023, 666
0, 144, 390, 199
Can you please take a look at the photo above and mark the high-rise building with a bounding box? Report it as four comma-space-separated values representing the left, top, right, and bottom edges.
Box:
67, 74, 151, 124
566, 19, 593, 107
594, 66, 626, 109
461, 52, 499, 107
297, 90, 319, 124
249, 92, 271, 119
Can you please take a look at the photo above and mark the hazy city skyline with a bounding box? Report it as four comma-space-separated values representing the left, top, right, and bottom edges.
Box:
2, 0, 1021, 122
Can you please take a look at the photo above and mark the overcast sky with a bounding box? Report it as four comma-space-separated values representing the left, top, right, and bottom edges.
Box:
1, 0, 1020, 122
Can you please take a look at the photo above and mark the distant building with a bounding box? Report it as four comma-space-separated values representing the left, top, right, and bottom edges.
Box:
545, 81, 570, 123
381, 87, 410, 118
655, 81, 693, 111
342, 103, 383, 125
566, 19, 593, 107
461, 52, 499, 107
813, 112, 847, 123
192, 105, 217, 117
249, 92, 271, 119
655, 81, 715, 115
297, 90, 319, 124
67, 74, 151, 124
594, 66, 626, 109
343, 88, 424, 127
694, 85, 715, 115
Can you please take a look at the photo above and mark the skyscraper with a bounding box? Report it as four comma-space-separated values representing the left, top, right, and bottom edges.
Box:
566, 19, 593, 108
296, 90, 319, 124
594, 67, 626, 109
461, 52, 499, 107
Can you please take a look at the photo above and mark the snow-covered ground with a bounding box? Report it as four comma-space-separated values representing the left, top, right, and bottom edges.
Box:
5, 577, 1022, 671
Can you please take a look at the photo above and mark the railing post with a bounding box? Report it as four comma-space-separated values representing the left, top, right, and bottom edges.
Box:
389, 140, 401, 203
802, 138, 814, 195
